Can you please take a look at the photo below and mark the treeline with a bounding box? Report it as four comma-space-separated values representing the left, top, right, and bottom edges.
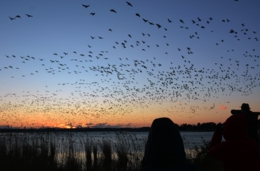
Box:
0, 122, 223, 132
179, 119, 260, 131
178, 122, 222, 131
5, 118, 259, 133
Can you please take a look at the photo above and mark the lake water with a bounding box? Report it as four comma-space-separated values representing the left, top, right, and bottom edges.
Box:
76, 131, 214, 148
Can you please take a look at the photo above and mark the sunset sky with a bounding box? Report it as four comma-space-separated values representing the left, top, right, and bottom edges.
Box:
1, 0, 260, 128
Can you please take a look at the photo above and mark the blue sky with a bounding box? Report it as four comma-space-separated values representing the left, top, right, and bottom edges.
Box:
0, 0, 260, 128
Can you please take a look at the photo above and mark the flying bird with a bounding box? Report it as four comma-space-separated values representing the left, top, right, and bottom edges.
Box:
9, 17, 15, 20
143, 18, 148, 22
82, 4, 90, 8
156, 24, 161, 28
229, 29, 235, 33
110, 9, 117, 13
126, 1, 133, 7
25, 14, 33, 17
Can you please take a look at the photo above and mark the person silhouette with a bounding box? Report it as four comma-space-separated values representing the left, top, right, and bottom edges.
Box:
139, 117, 199, 171
231, 103, 259, 143
209, 114, 260, 171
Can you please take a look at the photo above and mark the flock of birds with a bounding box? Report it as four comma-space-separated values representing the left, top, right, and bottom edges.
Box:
1, 1, 260, 127
8, 14, 33, 20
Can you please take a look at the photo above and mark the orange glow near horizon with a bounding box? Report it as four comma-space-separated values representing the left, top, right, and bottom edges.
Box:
1, 98, 259, 128
0, 106, 229, 129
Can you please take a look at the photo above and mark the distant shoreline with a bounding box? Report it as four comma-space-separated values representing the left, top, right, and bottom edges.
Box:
0, 127, 216, 133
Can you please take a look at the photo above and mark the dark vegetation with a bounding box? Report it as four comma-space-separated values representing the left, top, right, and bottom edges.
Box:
0, 131, 224, 171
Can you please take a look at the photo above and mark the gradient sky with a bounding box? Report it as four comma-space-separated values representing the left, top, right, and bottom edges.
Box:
1, 0, 260, 128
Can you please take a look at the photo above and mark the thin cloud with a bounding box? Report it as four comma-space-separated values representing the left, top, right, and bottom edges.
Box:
219, 105, 227, 110
92, 122, 108, 128
86, 123, 93, 126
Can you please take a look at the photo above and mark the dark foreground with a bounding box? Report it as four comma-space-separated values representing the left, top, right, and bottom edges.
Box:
0, 132, 223, 171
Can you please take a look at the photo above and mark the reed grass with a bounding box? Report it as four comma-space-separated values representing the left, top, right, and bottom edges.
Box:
0, 132, 225, 171
192, 137, 223, 171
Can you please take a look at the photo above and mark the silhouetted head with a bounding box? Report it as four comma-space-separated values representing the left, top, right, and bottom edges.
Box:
241, 103, 250, 111
142, 117, 186, 167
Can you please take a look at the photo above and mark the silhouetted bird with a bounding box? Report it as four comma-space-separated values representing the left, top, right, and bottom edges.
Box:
156, 24, 161, 28
126, 1, 133, 7
230, 29, 235, 33
110, 9, 117, 13
25, 14, 33, 17
143, 18, 148, 22
82, 4, 90, 8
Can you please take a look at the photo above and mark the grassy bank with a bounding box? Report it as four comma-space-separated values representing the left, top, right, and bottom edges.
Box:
0, 132, 223, 171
